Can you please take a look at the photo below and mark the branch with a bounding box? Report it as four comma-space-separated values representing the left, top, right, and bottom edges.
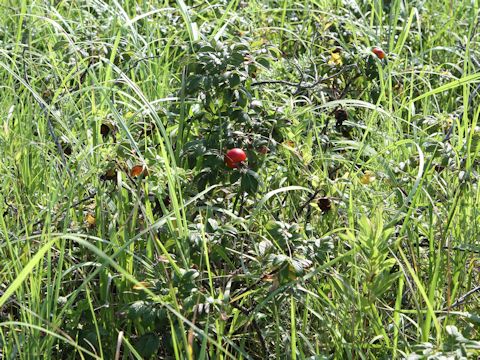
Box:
447, 285, 480, 309
251, 64, 356, 90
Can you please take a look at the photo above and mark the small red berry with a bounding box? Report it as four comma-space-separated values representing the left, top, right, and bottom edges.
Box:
224, 148, 247, 169
372, 47, 386, 59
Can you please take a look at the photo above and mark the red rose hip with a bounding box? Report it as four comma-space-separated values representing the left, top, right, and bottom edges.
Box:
372, 47, 386, 59
225, 148, 247, 169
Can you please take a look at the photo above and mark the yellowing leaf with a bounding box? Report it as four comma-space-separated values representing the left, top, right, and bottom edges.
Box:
261, 274, 276, 282
133, 281, 152, 290
283, 140, 295, 149
360, 171, 376, 185
3, 122, 9, 137
85, 213, 96, 227
301, 148, 313, 165
328, 52, 343, 66
310, 174, 320, 188
124, 111, 135, 119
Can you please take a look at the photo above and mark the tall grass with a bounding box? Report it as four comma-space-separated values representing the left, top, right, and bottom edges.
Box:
1, 0, 479, 359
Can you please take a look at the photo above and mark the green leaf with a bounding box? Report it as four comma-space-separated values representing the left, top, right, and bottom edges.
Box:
53, 40, 68, 51
266, 221, 289, 247
256, 57, 270, 69
135, 333, 161, 358
230, 109, 249, 123
128, 301, 158, 324
186, 75, 203, 92
258, 240, 273, 256
181, 139, 206, 157
0, 238, 55, 309
206, 218, 219, 232
235, 88, 249, 108
198, 45, 216, 53
230, 170, 242, 183
241, 170, 260, 194
228, 73, 241, 88
228, 51, 244, 66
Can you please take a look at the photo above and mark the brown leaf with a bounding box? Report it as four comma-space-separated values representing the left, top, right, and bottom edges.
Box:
101, 168, 117, 181
130, 165, 148, 177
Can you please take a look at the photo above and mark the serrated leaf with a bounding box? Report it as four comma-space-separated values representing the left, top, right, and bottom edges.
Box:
241, 169, 261, 194
135, 333, 161, 358
128, 301, 157, 324
259, 240, 273, 256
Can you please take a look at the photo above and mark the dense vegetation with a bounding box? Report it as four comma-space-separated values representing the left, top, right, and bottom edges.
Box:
1, 0, 480, 358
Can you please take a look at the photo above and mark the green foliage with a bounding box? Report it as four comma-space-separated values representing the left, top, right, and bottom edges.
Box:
1, 0, 480, 359
409, 326, 480, 359
180, 37, 285, 191
356, 212, 400, 300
